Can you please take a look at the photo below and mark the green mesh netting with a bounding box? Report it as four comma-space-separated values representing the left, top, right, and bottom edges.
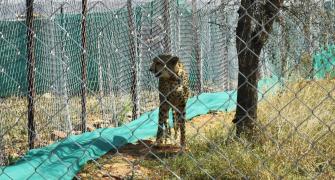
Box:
0, 77, 279, 180
313, 44, 335, 79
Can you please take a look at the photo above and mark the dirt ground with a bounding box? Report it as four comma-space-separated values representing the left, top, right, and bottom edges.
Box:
76, 111, 234, 179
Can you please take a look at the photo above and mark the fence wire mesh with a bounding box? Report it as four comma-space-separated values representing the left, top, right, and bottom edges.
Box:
0, 0, 334, 179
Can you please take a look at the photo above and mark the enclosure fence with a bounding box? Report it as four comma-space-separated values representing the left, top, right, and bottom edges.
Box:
0, 0, 335, 179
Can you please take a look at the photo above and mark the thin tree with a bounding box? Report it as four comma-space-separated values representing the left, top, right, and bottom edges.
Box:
26, 0, 36, 149
127, 0, 140, 120
233, 0, 283, 139
80, 0, 88, 132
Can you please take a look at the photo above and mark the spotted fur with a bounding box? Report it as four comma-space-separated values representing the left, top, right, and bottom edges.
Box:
149, 54, 190, 149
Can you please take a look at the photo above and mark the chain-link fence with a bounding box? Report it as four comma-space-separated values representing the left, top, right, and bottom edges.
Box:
0, 0, 334, 179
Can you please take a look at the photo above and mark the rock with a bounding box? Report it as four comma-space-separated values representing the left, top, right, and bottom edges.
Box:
80, 173, 88, 178
73, 124, 96, 132
51, 130, 67, 140
92, 120, 104, 128
126, 112, 132, 118
103, 164, 112, 169
72, 131, 81, 135
41, 93, 53, 99
87, 124, 95, 132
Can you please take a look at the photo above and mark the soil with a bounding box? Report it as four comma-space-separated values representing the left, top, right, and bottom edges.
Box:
76, 111, 234, 179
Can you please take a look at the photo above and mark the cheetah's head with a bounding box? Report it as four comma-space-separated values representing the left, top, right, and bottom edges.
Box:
149, 54, 180, 79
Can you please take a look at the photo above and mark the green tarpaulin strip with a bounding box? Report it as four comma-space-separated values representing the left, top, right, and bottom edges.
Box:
0, 77, 278, 180
313, 44, 335, 79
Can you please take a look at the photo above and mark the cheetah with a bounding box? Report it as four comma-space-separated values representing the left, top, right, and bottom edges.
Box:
149, 54, 190, 149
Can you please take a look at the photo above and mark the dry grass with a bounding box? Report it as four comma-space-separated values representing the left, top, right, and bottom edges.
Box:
2, 79, 335, 179
140, 79, 335, 179
0, 89, 163, 165
76, 79, 335, 179
76, 112, 234, 179
0, 94, 135, 165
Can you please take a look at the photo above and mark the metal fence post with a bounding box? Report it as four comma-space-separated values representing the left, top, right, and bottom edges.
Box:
80, 0, 88, 132
97, 33, 105, 122
60, 5, 72, 135
0, 125, 4, 165
127, 0, 140, 120
26, 0, 36, 149
163, 0, 171, 53
221, 1, 230, 90
192, 0, 203, 93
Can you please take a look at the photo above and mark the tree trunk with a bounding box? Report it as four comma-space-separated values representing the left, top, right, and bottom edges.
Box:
233, 0, 283, 139
26, 0, 36, 149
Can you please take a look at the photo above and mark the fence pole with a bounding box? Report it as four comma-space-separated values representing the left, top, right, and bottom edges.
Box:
127, 0, 139, 120
106, 32, 118, 127
163, 0, 171, 53
221, 1, 229, 90
60, 5, 72, 135
0, 124, 4, 165
97, 33, 105, 122
26, 0, 36, 149
176, 0, 180, 55
80, 0, 88, 132
191, 0, 203, 93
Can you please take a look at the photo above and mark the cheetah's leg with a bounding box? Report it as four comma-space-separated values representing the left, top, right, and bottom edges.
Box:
163, 115, 171, 144
177, 104, 186, 150
173, 110, 179, 140
157, 102, 169, 144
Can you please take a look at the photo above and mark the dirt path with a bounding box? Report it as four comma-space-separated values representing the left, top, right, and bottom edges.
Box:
76, 111, 234, 179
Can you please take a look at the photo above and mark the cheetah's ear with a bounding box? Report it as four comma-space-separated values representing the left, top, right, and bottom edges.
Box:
169, 56, 179, 65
